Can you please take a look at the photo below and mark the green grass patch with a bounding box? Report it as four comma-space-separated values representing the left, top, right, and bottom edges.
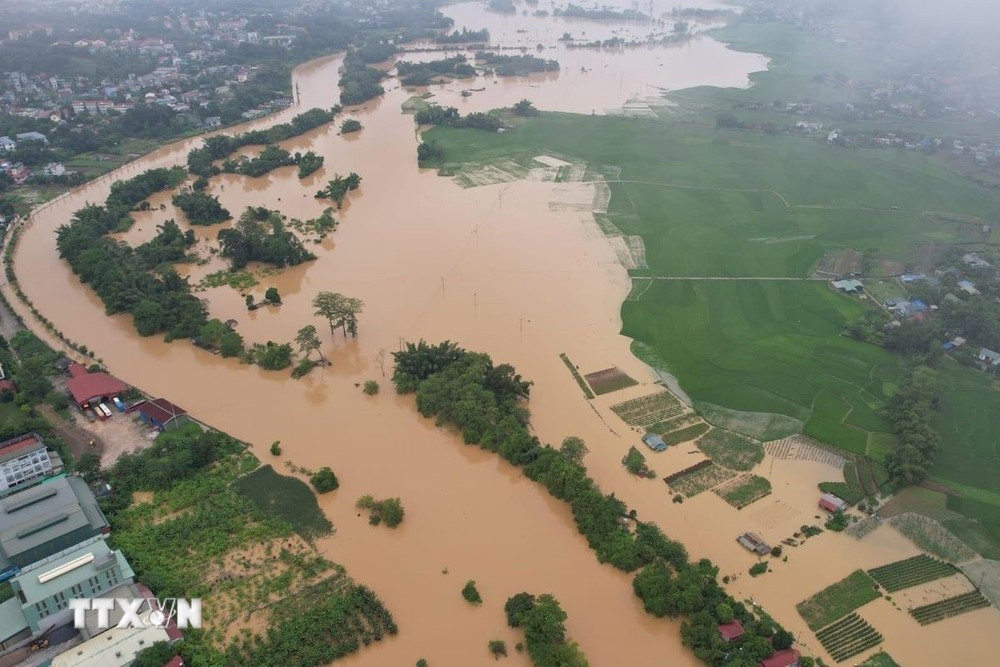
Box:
233, 464, 333, 539
660, 422, 710, 445
696, 428, 764, 471
0, 401, 29, 433
796, 570, 880, 630
559, 353, 594, 399
942, 518, 1000, 560
695, 400, 802, 441
196, 269, 259, 291
713, 474, 772, 508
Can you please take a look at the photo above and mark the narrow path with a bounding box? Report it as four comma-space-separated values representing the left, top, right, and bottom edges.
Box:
35, 404, 105, 461
641, 275, 824, 281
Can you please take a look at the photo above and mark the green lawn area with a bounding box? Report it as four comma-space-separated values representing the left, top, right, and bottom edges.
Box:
857, 652, 900, 667
233, 464, 333, 540
0, 402, 29, 433
696, 428, 763, 471
796, 569, 881, 630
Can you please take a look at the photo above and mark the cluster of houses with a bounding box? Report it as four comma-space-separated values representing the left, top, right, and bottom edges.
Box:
0, 433, 183, 666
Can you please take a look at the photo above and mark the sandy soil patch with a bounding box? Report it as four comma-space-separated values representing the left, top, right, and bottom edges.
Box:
533, 154, 571, 168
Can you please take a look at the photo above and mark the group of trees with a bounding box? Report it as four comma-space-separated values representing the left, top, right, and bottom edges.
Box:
135, 220, 196, 268
297, 151, 325, 178
435, 28, 490, 44
315, 172, 362, 206
340, 119, 363, 134
504, 593, 588, 667
883, 365, 940, 486
356, 495, 405, 527
56, 171, 208, 340
391, 341, 808, 667
414, 104, 501, 131
475, 52, 559, 76
222, 144, 297, 177
171, 189, 232, 225
340, 48, 388, 106
217, 207, 316, 269
312, 291, 364, 338
417, 142, 444, 165
396, 56, 477, 86
186, 107, 338, 177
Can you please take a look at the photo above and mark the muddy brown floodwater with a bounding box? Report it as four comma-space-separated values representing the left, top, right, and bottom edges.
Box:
4, 1, 999, 665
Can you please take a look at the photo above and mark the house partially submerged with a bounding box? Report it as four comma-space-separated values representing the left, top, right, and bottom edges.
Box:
819, 493, 848, 513
737, 532, 770, 555
642, 433, 667, 452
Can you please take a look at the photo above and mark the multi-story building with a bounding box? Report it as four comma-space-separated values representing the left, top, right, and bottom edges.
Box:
0, 433, 54, 496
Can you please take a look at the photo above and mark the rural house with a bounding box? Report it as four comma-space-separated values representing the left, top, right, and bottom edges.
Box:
978, 348, 1000, 366
717, 620, 744, 642
832, 279, 863, 293
642, 433, 667, 452
818, 493, 848, 513
758, 648, 801, 667
737, 532, 770, 555
136, 398, 190, 431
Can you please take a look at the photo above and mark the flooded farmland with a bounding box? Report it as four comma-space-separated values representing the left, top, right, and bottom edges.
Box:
3, 1, 998, 665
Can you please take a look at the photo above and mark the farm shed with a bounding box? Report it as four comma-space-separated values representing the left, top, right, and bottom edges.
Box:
642, 433, 667, 452
737, 532, 770, 555
819, 493, 848, 513
65, 365, 127, 409
136, 398, 190, 432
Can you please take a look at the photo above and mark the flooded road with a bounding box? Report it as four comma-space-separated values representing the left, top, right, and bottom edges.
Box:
4, 1, 998, 664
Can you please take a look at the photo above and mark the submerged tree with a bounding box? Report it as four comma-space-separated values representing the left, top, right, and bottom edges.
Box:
312, 291, 365, 338
295, 324, 325, 364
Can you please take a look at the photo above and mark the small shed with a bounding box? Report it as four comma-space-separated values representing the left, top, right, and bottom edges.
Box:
832, 279, 863, 293
979, 348, 1000, 366
717, 620, 744, 642
136, 398, 190, 432
819, 493, 847, 513
737, 532, 770, 555
641, 433, 667, 452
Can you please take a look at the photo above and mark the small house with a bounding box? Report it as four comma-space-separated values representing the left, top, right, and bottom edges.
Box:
819, 493, 847, 513
832, 279, 863, 293
978, 348, 1000, 366
717, 620, 744, 642
737, 532, 770, 555
958, 280, 980, 296
642, 433, 667, 452
136, 398, 189, 432
900, 273, 926, 284
758, 649, 801, 667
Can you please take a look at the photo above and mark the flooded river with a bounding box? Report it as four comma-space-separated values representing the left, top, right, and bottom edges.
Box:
4, 1, 998, 664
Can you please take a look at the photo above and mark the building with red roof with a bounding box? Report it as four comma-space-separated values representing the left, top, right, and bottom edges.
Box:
65, 365, 127, 408
819, 493, 847, 513
758, 648, 801, 667
136, 398, 190, 432
717, 620, 744, 642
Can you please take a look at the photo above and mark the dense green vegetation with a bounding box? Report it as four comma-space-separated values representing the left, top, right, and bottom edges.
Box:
218, 207, 316, 269
796, 570, 880, 630
415, 104, 501, 131
858, 652, 900, 667
135, 220, 196, 268
340, 119, 363, 134
696, 429, 763, 471
504, 593, 588, 667
296, 151, 325, 178
436, 28, 489, 44
340, 48, 389, 106
392, 341, 809, 666
311, 466, 339, 493
56, 170, 208, 340
315, 172, 362, 206
223, 144, 296, 177
475, 52, 559, 76
356, 495, 404, 527
186, 107, 338, 177
172, 189, 232, 225
461, 580, 482, 605
397, 56, 476, 86
909, 590, 989, 625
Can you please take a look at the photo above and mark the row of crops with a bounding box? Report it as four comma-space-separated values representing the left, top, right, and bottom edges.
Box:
610, 391, 685, 427
815, 613, 883, 662
867, 554, 957, 592
909, 590, 990, 625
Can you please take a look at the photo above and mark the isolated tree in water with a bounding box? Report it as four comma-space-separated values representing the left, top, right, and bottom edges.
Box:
295, 324, 325, 364
312, 291, 364, 338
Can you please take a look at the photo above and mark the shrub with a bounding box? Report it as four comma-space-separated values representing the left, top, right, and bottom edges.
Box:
270, 441, 282, 456
749, 562, 768, 577
363, 380, 380, 395
341, 119, 363, 133
356, 495, 405, 527
672, 494, 684, 504
311, 467, 339, 493
505, 592, 536, 627
488, 640, 507, 659
264, 287, 281, 304
770, 546, 783, 558
462, 580, 482, 605
416, 661, 428, 667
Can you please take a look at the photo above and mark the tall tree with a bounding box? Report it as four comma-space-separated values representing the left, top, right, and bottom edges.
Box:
312, 291, 364, 338
312, 291, 343, 337
295, 324, 325, 363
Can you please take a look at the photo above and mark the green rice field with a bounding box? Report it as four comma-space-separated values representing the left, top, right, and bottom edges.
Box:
796, 570, 881, 630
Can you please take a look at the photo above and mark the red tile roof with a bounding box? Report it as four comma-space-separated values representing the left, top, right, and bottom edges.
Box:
0, 433, 43, 456
717, 620, 744, 641
758, 649, 801, 667
0, 379, 15, 393
67, 363, 88, 378
66, 370, 127, 405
